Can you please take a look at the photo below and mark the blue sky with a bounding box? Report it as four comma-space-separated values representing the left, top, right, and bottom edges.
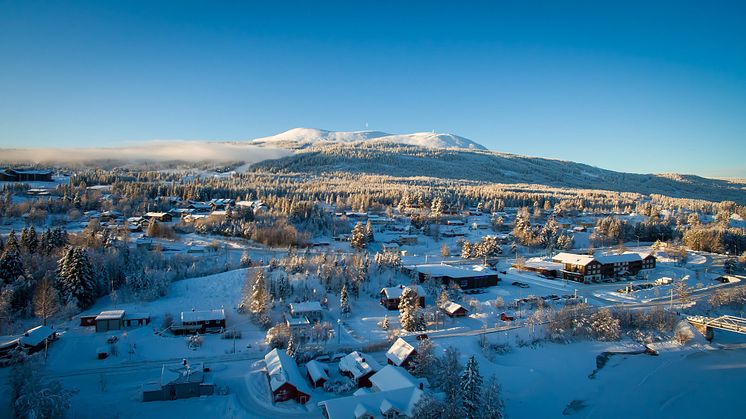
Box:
1, 1, 745, 177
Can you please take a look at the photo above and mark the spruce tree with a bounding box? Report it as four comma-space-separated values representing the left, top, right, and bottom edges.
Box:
350, 222, 367, 250
249, 270, 268, 315
399, 286, 425, 332
461, 356, 483, 419
481, 375, 505, 419
364, 221, 374, 243
340, 284, 351, 316
67, 248, 96, 310
0, 231, 24, 283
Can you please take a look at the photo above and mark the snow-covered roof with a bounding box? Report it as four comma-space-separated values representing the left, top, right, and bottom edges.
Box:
305, 360, 329, 383
290, 301, 323, 314
286, 316, 310, 327
380, 285, 425, 300
264, 348, 311, 395
95, 310, 125, 321
19, 325, 54, 347
385, 338, 416, 366
523, 260, 564, 270
443, 301, 467, 315
596, 252, 643, 264
318, 387, 423, 419
339, 351, 382, 379
144, 212, 169, 218
406, 263, 499, 279
370, 365, 427, 392
181, 308, 225, 323
552, 252, 597, 266
123, 312, 150, 320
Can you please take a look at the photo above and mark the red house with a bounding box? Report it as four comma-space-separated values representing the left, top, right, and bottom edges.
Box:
380, 285, 426, 310
264, 349, 311, 404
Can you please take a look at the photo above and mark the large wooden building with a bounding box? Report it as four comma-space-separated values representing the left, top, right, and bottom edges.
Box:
403, 264, 500, 289
552, 252, 656, 283
0, 168, 53, 182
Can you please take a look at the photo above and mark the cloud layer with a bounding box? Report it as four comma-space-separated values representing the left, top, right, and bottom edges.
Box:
0, 141, 291, 164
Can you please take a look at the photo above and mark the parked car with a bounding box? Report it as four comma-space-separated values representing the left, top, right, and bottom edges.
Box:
511, 281, 530, 288
106, 335, 119, 344
499, 270, 508, 275
500, 312, 515, 322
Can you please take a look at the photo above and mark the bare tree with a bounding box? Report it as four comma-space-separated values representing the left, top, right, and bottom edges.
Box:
33, 277, 59, 326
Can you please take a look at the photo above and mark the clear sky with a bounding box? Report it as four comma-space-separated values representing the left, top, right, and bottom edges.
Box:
1, 1, 745, 177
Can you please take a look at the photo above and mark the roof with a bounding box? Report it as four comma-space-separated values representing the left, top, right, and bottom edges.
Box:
380, 285, 425, 300
181, 308, 225, 323
443, 301, 467, 315
369, 365, 428, 392
123, 312, 150, 320
20, 325, 54, 347
95, 310, 125, 321
7, 169, 52, 175
596, 252, 643, 264
306, 360, 329, 383
144, 212, 169, 217
552, 252, 598, 266
286, 316, 311, 326
318, 387, 423, 419
339, 351, 382, 379
405, 263, 499, 279
522, 260, 564, 270
290, 301, 323, 313
264, 348, 312, 395
160, 362, 205, 386
385, 338, 416, 366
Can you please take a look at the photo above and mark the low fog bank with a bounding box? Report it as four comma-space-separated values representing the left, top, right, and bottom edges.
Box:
0, 141, 291, 165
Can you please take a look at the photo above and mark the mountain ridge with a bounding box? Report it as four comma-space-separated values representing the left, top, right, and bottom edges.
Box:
250, 141, 746, 204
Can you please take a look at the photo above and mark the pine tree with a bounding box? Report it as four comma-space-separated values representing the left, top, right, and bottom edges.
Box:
437, 346, 463, 412
437, 289, 450, 309
461, 241, 473, 259
481, 375, 505, 419
249, 270, 268, 315
430, 197, 444, 219
39, 229, 52, 255
399, 286, 425, 331
34, 277, 59, 326
412, 337, 435, 379
364, 221, 374, 243
461, 355, 483, 419
379, 314, 389, 330
0, 231, 24, 283
350, 222, 367, 250
60, 248, 96, 310
286, 333, 297, 357
340, 284, 351, 317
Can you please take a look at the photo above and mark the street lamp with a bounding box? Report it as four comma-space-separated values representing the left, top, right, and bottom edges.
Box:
337, 319, 341, 345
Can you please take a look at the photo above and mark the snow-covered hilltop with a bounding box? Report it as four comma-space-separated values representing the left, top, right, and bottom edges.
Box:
251, 128, 487, 150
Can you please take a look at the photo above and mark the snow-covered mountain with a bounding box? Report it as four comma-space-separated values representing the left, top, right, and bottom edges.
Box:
251, 128, 487, 150
252, 141, 746, 204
